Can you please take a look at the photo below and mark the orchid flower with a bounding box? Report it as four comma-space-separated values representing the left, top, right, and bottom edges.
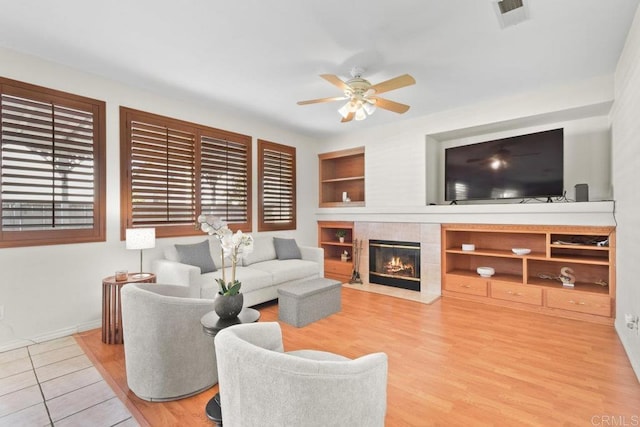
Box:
197, 215, 253, 295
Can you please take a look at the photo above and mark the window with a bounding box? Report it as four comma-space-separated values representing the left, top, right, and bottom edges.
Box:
201, 134, 251, 225
120, 107, 251, 238
258, 139, 296, 231
0, 77, 106, 248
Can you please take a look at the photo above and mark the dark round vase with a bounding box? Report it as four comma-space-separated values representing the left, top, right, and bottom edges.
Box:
214, 293, 244, 319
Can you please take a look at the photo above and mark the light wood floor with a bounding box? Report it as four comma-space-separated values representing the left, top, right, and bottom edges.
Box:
75, 288, 640, 426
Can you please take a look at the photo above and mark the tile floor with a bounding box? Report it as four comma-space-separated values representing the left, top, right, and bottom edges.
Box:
0, 336, 138, 427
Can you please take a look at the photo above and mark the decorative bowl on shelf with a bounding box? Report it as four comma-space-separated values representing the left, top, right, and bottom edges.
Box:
476, 266, 495, 277
512, 248, 531, 255
461, 243, 475, 251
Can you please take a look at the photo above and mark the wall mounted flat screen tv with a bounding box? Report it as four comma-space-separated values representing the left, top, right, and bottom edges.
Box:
445, 128, 564, 202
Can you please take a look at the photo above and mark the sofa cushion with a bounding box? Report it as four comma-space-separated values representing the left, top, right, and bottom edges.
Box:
198, 267, 274, 299
273, 237, 302, 260
164, 238, 226, 268
175, 240, 217, 273
249, 259, 319, 284
242, 235, 276, 266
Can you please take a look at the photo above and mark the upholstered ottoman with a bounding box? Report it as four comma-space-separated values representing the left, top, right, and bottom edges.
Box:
278, 278, 342, 327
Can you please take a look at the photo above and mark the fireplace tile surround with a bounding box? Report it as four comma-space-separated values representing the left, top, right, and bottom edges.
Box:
347, 222, 441, 303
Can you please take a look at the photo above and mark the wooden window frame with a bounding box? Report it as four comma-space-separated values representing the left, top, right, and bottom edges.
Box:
258, 139, 296, 232
0, 77, 106, 248
120, 107, 252, 239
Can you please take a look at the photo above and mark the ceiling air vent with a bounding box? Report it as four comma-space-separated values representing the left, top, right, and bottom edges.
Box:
493, 0, 529, 29
498, 0, 523, 14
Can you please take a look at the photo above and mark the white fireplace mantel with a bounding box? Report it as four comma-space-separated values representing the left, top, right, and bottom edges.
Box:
315, 201, 615, 226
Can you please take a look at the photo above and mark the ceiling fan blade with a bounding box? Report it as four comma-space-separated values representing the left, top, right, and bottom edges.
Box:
341, 112, 355, 123
371, 97, 411, 114
297, 96, 348, 105
320, 74, 350, 92
369, 74, 415, 95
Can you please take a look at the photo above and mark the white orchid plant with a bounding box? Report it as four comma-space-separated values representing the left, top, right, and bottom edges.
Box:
197, 215, 254, 296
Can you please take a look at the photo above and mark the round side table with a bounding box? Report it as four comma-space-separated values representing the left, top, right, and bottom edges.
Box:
102, 273, 156, 344
201, 307, 261, 337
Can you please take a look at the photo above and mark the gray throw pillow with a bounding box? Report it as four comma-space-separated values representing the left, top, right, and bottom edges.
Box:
273, 237, 302, 260
175, 240, 217, 273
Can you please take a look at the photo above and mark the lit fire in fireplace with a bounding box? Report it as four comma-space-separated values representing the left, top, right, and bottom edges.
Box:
384, 256, 415, 277
369, 239, 420, 291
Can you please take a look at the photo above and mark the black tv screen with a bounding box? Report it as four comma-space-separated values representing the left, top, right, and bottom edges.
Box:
445, 128, 564, 202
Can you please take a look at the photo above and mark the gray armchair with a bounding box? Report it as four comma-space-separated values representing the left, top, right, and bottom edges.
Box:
121, 283, 217, 401
214, 322, 388, 427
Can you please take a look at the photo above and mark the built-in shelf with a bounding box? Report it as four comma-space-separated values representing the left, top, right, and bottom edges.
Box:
441, 223, 616, 324
319, 146, 364, 207
322, 176, 365, 183
318, 221, 355, 282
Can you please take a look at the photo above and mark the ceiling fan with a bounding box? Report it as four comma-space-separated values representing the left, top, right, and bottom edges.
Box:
297, 67, 416, 123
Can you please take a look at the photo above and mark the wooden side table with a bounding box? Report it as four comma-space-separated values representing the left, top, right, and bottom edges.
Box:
102, 273, 156, 344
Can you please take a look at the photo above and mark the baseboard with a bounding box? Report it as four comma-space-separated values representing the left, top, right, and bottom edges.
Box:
0, 319, 101, 353
615, 321, 640, 383
0, 338, 35, 353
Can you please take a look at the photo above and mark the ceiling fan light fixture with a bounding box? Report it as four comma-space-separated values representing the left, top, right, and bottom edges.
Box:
298, 69, 415, 123
338, 102, 351, 118
363, 102, 376, 115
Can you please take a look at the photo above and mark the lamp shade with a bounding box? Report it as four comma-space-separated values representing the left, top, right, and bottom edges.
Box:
126, 228, 156, 250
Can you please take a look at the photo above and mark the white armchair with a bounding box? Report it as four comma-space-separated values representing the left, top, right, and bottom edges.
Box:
214, 322, 388, 427
120, 283, 217, 401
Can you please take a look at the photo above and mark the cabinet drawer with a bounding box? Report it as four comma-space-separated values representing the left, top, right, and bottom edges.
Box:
490, 281, 542, 305
444, 275, 488, 296
546, 289, 611, 317
325, 260, 352, 276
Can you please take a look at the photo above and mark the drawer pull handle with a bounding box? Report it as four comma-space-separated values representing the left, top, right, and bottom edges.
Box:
568, 300, 586, 305
461, 285, 471, 288
506, 291, 523, 296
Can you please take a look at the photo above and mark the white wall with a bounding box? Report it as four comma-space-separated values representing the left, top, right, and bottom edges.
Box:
612, 6, 640, 380
430, 116, 612, 204
320, 75, 615, 212
0, 47, 319, 350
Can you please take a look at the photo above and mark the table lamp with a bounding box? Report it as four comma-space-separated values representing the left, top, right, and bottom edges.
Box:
126, 228, 156, 278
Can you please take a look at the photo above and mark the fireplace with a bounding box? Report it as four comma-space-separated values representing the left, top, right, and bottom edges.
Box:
369, 239, 420, 291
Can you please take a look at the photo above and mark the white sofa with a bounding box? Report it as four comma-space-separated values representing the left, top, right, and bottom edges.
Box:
152, 235, 324, 307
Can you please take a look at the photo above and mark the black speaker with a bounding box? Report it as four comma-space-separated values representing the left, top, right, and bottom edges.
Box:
575, 183, 589, 202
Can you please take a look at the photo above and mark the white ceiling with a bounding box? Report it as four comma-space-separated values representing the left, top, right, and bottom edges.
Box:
0, 0, 637, 139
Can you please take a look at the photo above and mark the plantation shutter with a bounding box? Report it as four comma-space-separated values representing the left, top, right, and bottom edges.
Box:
128, 120, 196, 228
121, 107, 252, 237
0, 79, 106, 248
201, 134, 250, 224
258, 139, 296, 231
